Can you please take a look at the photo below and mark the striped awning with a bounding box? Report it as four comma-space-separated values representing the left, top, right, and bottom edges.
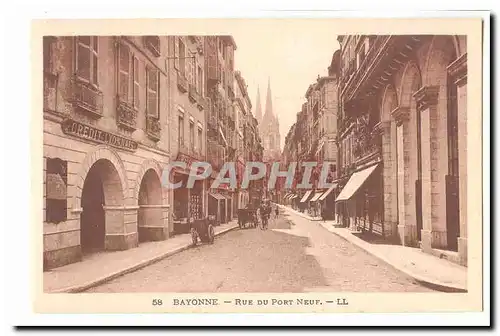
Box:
299, 190, 313, 203
336, 164, 379, 202
319, 183, 338, 201
209, 192, 225, 201
309, 191, 324, 202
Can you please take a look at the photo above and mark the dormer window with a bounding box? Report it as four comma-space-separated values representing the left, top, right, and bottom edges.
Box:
144, 36, 161, 57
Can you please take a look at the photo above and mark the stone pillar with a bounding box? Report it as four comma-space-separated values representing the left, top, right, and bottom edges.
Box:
103, 205, 137, 251
392, 107, 417, 246
377, 120, 398, 240
138, 205, 170, 241
449, 54, 468, 265
414, 85, 448, 252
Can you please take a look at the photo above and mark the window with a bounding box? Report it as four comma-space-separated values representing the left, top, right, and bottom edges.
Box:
189, 121, 195, 152
198, 127, 203, 152
178, 115, 184, 146
132, 56, 140, 109
118, 43, 131, 102
146, 67, 159, 118
197, 65, 203, 94
144, 36, 160, 56
179, 39, 186, 76
45, 158, 67, 224
76, 36, 98, 85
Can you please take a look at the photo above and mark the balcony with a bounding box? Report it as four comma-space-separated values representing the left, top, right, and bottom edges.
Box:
71, 79, 103, 118
196, 96, 207, 111
188, 84, 199, 103
343, 35, 423, 103
177, 73, 188, 93
146, 116, 161, 141
116, 98, 138, 131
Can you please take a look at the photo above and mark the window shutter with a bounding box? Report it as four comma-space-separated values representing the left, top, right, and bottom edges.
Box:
76, 36, 91, 81
118, 43, 130, 101
133, 56, 140, 109
174, 37, 179, 70
146, 67, 158, 118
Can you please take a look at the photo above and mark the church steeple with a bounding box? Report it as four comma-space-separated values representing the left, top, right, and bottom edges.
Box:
260, 77, 281, 156
255, 87, 262, 124
264, 77, 273, 120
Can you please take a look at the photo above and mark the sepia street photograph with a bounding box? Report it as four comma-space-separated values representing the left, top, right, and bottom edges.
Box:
31, 15, 486, 318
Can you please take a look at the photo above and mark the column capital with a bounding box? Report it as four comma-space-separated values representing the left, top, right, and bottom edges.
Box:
447, 53, 467, 86
413, 85, 439, 112
391, 106, 410, 126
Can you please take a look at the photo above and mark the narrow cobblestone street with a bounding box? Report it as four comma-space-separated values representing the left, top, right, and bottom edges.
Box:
86, 212, 434, 293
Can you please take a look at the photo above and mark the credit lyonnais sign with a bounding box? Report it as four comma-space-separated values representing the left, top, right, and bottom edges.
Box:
61, 119, 138, 151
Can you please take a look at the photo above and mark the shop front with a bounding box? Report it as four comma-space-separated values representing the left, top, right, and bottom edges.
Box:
172, 151, 206, 235
335, 163, 382, 233
318, 182, 338, 220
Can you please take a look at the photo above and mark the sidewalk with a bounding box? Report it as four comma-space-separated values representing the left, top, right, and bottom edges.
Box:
275, 203, 323, 221
280, 205, 467, 292
44, 220, 239, 293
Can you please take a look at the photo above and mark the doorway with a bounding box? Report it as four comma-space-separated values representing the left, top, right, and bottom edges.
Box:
80, 165, 105, 254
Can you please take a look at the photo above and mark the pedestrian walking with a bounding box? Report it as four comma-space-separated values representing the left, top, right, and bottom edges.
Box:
274, 206, 279, 219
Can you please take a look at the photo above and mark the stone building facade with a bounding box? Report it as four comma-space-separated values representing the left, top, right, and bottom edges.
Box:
234, 71, 253, 211
336, 35, 468, 265
204, 36, 238, 224
169, 36, 208, 235
43, 36, 171, 269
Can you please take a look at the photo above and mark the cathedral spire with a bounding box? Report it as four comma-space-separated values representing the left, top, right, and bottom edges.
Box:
255, 86, 262, 124
265, 77, 273, 119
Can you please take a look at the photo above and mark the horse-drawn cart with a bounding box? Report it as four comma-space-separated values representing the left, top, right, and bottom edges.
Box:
190, 218, 215, 246
237, 208, 258, 229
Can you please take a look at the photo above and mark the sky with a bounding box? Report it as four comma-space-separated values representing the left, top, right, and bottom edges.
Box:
231, 20, 340, 151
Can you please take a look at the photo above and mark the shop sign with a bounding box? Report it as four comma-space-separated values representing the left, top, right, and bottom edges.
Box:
61, 119, 138, 151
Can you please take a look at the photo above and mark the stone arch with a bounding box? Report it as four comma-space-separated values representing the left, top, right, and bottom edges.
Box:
133, 159, 166, 205
398, 60, 423, 108
380, 84, 398, 121
73, 145, 128, 210
422, 35, 459, 87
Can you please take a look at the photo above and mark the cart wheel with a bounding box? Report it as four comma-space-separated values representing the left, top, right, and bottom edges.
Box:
208, 224, 215, 244
190, 228, 198, 246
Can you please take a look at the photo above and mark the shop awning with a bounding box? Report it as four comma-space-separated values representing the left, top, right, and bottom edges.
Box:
318, 183, 338, 201
288, 194, 297, 200
299, 190, 313, 203
209, 192, 225, 201
283, 193, 291, 199
309, 191, 324, 202
335, 164, 379, 202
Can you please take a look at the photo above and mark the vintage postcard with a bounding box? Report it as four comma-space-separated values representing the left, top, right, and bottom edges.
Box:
32, 15, 485, 319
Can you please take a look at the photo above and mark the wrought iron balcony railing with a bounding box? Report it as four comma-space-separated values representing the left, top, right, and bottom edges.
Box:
146, 116, 161, 141
116, 97, 138, 131
71, 78, 103, 118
